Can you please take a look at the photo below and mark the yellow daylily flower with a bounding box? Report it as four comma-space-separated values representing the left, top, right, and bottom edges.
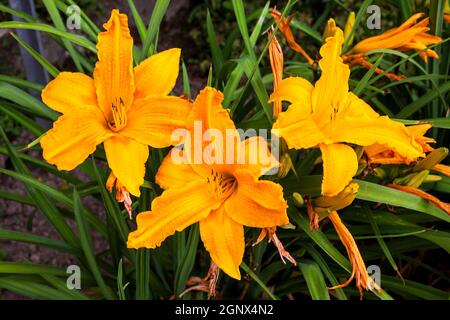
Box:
270, 28, 424, 197
347, 13, 442, 63
323, 18, 337, 40
128, 87, 290, 280
40, 9, 191, 197
343, 12, 355, 45
365, 124, 435, 165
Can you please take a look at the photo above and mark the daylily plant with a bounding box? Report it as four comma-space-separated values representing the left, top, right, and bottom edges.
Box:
40, 10, 190, 201
270, 28, 424, 197
127, 87, 290, 280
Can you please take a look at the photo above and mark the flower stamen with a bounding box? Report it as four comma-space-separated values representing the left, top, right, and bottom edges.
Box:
108, 97, 127, 131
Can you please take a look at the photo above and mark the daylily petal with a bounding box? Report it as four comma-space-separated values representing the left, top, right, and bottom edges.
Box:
351, 14, 427, 53
325, 115, 424, 162
104, 135, 148, 196
134, 48, 181, 100
320, 143, 358, 196
238, 136, 279, 177
41, 106, 111, 171
185, 87, 237, 173
41, 72, 98, 114
269, 77, 314, 106
225, 169, 288, 228
120, 96, 191, 148
188, 86, 236, 134
337, 93, 379, 119
312, 28, 350, 120
127, 180, 221, 249
200, 205, 245, 280
93, 9, 134, 119
273, 102, 328, 149
408, 124, 435, 152
155, 149, 202, 190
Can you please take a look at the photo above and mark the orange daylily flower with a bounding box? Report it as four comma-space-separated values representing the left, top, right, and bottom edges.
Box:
269, 8, 314, 65
328, 211, 381, 297
387, 183, 450, 214
127, 87, 290, 280
432, 163, 450, 177
365, 124, 435, 165
270, 28, 424, 197
106, 172, 132, 218
347, 13, 442, 63
343, 13, 442, 80
308, 183, 381, 296
268, 31, 284, 118
40, 10, 191, 198
254, 227, 296, 265
445, 0, 450, 23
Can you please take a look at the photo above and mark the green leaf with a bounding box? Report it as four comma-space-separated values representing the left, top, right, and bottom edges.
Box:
364, 205, 401, 275
91, 158, 130, 242
0, 262, 67, 276
127, 0, 146, 43
298, 260, 330, 300
289, 207, 352, 273
396, 80, 450, 118
355, 180, 450, 223
0, 168, 107, 237
9, 32, 60, 77
240, 262, 279, 300
174, 224, 200, 295
0, 128, 79, 248
73, 189, 115, 300
0, 75, 43, 91
0, 277, 80, 300
290, 19, 323, 44
0, 102, 45, 136
382, 275, 449, 300
181, 61, 191, 99
135, 248, 152, 300
41, 274, 91, 300
117, 259, 129, 300
42, 0, 83, 71
0, 229, 76, 254
0, 82, 57, 120
353, 54, 384, 95
394, 117, 450, 129
139, 0, 170, 61
0, 21, 97, 52
206, 9, 224, 78
304, 245, 347, 300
